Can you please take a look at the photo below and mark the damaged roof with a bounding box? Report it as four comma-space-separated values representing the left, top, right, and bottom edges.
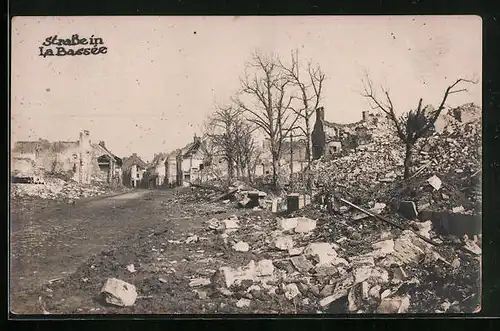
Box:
150, 153, 168, 167
92, 143, 122, 166
122, 153, 147, 170
180, 137, 205, 159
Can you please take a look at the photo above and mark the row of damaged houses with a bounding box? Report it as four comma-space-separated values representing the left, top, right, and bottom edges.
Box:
10, 108, 377, 189
126, 136, 212, 189
11, 130, 123, 185
128, 108, 375, 189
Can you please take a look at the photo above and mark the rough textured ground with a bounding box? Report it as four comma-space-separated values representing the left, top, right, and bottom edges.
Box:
10, 189, 160, 313
10, 188, 480, 315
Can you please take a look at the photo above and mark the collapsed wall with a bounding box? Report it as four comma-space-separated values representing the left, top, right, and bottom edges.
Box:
10, 130, 125, 201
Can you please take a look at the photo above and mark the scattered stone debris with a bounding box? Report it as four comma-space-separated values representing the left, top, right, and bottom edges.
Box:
377, 296, 410, 314
100, 278, 137, 307
126, 264, 136, 273
275, 236, 294, 250
185, 235, 199, 244
427, 175, 443, 191
290, 255, 314, 273
288, 247, 304, 256
303, 243, 339, 265
10, 171, 129, 202
223, 218, 240, 230
232, 241, 250, 252
189, 278, 211, 287
277, 218, 299, 231
294, 217, 317, 233
236, 298, 252, 308
283, 283, 300, 300
256, 260, 274, 276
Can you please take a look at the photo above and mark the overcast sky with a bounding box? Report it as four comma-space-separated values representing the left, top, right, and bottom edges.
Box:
11, 16, 481, 162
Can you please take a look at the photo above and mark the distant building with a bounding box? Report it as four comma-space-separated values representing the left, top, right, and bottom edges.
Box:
122, 153, 147, 188
280, 138, 309, 174
145, 153, 168, 188
176, 136, 206, 187
164, 150, 180, 186
93, 141, 123, 184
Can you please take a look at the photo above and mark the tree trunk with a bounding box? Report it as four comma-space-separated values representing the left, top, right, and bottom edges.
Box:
246, 161, 252, 183
272, 154, 279, 188
236, 158, 241, 179
404, 142, 413, 179
305, 118, 312, 164
227, 157, 234, 186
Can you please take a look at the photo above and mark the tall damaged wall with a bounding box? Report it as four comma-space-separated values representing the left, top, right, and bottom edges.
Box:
11, 130, 96, 184
311, 108, 326, 160
12, 142, 81, 179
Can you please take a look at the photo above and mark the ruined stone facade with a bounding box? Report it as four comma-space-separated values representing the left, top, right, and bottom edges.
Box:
177, 136, 206, 187
11, 130, 120, 185
311, 108, 374, 160
122, 153, 147, 188
78, 130, 92, 184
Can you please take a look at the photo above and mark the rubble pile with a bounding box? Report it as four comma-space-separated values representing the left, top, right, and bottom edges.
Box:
312, 113, 403, 200
313, 104, 481, 212
412, 104, 481, 178
377, 105, 481, 215
10, 173, 127, 201
280, 207, 480, 313
376, 172, 480, 216
179, 186, 221, 203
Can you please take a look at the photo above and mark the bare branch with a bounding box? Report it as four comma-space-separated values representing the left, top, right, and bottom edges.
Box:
361, 74, 406, 140
448, 88, 468, 94
415, 78, 477, 139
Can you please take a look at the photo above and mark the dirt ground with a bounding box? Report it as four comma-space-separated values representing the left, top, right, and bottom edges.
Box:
10, 189, 164, 313
9, 187, 480, 315
10, 188, 286, 314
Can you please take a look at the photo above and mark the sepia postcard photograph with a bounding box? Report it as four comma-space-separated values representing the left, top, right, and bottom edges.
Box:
9, 15, 482, 315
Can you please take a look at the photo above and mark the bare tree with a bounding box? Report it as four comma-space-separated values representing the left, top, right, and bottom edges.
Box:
362, 75, 476, 179
204, 105, 243, 185
234, 120, 258, 181
235, 51, 300, 187
279, 49, 326, 164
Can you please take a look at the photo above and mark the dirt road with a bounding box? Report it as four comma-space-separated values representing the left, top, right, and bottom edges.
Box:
9, 189, 180, 313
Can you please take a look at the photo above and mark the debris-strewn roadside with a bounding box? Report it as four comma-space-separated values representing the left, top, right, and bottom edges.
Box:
36, 187, 480, 314
11, 173, 131, 202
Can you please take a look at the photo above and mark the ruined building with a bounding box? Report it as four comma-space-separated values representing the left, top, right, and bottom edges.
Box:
11, 130, 122, 185
176, 135, 206, 187
311, 107, 374, 160
121, 153, 147, 188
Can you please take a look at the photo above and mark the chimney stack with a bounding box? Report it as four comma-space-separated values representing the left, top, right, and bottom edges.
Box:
362, 111, 368, 122
316, 107, 325, 122
99, 141, 105, 148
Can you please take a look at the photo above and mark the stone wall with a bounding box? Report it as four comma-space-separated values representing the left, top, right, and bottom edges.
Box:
11, 130, 99, 185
